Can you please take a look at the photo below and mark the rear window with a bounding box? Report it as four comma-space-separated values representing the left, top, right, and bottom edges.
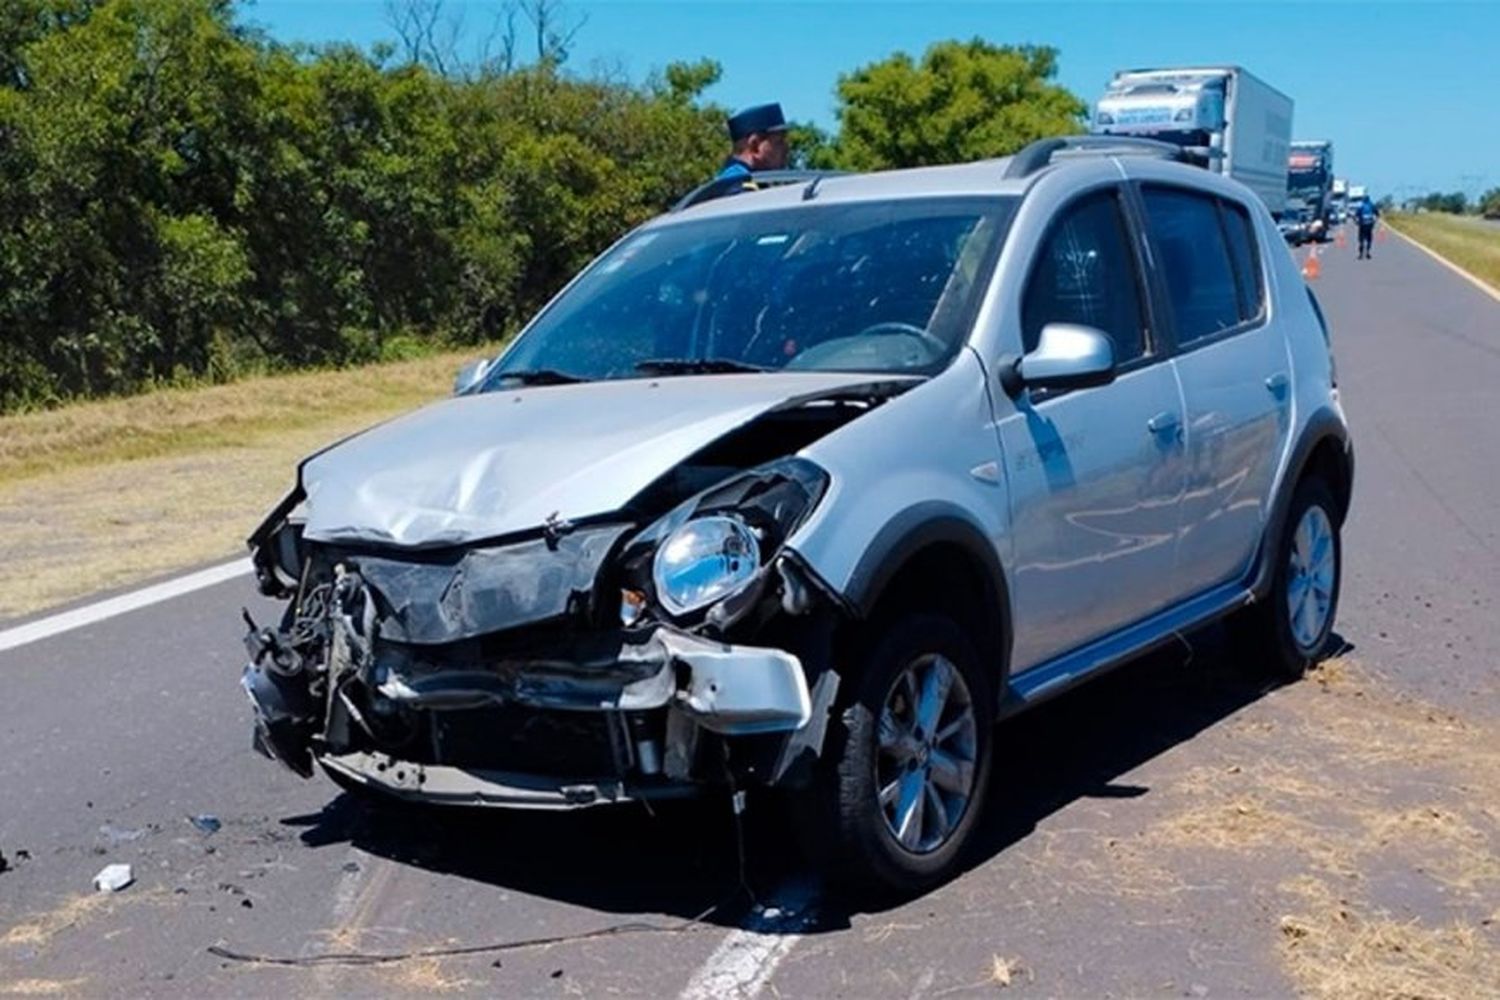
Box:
1142, 187, 1243, 345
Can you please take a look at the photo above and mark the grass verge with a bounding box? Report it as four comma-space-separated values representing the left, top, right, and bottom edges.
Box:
0, 346, 498, 618
1385, 212, 1500, 292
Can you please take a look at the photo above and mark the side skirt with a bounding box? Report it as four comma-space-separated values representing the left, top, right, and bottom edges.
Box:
999, 581, 1253, 719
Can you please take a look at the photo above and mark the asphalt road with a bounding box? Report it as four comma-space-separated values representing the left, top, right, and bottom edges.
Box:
2, 225, 1498, 997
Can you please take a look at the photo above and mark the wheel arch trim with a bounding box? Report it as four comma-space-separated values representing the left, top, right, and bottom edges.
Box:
837, 502, 1014, 689
1251, 408, 1354, 599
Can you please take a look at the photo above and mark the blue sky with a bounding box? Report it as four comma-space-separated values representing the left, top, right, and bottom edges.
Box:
242, 1, 1500, 200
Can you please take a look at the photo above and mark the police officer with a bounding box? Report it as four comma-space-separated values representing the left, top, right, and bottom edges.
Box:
1354, 196, 1380, 260
715, 103, 791, 194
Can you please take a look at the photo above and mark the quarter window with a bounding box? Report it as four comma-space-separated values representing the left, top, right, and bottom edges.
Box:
1220, 200, 1263, 323
1021, 191, 1147, 364
1142, 187, 1242, 345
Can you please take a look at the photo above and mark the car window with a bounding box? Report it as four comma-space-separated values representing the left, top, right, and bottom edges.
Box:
1020, 190, 1147, 363
1220, 200, 1263, 323
1142, 187, 1243, 345
487, 198, 1014, 384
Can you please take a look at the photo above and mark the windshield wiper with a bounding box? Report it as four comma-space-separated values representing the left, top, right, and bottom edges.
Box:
488, 367, 587, 386
634, 358, 770, 376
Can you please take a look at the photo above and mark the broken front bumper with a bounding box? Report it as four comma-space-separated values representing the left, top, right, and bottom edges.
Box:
243, 625, 832, 806
319, 751, 700, 810
363, 628, 812, 735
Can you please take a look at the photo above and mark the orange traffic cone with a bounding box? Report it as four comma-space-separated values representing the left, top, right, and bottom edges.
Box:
1335, 228, 1347, 249
1376, 225, 1388, 243
1302, 247, 1321, 280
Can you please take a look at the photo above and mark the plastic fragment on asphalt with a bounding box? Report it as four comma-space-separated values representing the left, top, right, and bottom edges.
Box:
189, 814, 222, 835
99, 822, 148, 845
93, 863, 135, 892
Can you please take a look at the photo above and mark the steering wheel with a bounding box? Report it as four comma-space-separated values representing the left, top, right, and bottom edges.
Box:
854, 321, 948, 359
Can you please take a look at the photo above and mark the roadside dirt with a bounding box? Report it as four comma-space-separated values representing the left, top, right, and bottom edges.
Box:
0, 420, 373, 618
1057, 655, 1500, 998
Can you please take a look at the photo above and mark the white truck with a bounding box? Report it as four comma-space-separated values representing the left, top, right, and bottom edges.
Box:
1092, 66, 1293, 216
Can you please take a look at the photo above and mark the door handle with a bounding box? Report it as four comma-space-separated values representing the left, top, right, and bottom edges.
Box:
1265, 372, 1290, 396
1147, 411, 1181, 437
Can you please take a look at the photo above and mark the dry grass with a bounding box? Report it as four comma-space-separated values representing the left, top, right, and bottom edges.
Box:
1386, 212, 1500, 293
0, 980, 90, 997
0, 348, 490, 486
1278, 876, 1498, 1000
0, 347, 498, 618
0, 895, 111, 949
1121, 657, 1500, 997
388, 957, 477, 993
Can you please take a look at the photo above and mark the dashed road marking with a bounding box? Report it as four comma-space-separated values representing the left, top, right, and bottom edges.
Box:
678, 878, 818, 1000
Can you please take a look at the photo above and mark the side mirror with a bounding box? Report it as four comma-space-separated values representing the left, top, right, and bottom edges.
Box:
453, 357, 493, 396
1012, 323, 1117, 393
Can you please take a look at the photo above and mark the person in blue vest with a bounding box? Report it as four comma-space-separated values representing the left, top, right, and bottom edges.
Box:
715, 102, 791, 194
1355, 196, 1380, 260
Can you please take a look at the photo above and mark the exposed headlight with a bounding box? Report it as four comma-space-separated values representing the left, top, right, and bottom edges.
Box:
653, 515, 762, 616
1174, 108, 1194, 122
620, 458, 829, 624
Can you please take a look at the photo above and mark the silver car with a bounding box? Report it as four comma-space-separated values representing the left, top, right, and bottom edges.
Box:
241, 136, 1353, 893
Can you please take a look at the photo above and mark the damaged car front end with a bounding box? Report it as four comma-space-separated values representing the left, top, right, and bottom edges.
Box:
240, 391, 902, 810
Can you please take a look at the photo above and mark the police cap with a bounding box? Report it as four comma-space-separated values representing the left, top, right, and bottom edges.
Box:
727, 103, 788, 142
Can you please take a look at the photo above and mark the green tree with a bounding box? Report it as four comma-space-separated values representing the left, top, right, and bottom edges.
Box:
1418, 190, 1468, 214
829, 39, 1086, 170
1479, 187, 1500, 219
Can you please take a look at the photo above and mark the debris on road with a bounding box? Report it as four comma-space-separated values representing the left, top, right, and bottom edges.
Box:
98, 822, 149, 846
189, 814, 222, 835
93, 863, 134, 892
0, 849, 9, 874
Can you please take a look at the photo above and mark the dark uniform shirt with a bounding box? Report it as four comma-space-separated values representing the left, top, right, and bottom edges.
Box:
714, 156, 757, 195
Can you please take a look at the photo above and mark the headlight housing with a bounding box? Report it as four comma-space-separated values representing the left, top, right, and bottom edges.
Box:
653, 515, 761, 615
620, 457, 829, 625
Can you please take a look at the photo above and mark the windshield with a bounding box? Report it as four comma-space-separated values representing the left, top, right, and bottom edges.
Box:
1288, 158, 1329, 195
485, 197, 1014, 386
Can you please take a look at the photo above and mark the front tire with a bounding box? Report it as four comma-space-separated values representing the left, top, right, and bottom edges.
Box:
807, 613, 994, 895
1236, 478, 1342, 679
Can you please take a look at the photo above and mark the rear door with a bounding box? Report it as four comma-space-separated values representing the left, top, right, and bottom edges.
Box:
999, 187, 1188, 673
1137, 185, 1292, 598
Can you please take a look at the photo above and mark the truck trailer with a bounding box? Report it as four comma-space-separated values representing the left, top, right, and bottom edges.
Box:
1092, 65, 1293, 216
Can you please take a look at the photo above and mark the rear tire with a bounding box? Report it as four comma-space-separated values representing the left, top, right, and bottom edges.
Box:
1234, 477, 1342, 680
801, 613, 994, 896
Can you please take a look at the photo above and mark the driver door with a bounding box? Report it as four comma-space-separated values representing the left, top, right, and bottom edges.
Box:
997, 187, 1188, 672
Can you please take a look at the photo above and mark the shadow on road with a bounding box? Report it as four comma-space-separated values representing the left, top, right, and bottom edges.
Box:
281, 628, 1335, 932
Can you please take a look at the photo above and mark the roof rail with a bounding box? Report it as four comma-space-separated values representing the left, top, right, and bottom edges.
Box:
1003, 135, 1198, 179
672, 170, 850, 212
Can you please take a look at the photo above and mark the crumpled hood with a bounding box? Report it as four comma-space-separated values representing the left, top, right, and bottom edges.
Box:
300, 372, 898, 548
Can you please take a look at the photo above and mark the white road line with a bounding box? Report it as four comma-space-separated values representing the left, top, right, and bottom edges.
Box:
679, 879, 818, 1000
0, 557, 252, 654
1387, 225, 1500, 305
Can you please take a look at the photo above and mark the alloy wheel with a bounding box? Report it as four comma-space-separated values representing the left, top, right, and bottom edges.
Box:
1287, 504, 1337, 651
875, 654, 979, 854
